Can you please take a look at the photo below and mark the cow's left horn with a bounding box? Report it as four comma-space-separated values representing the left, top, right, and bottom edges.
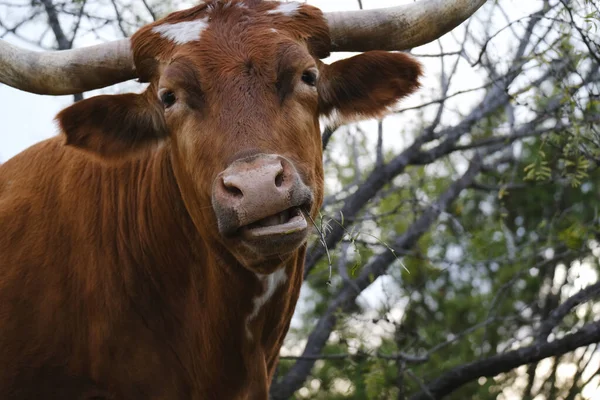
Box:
324, 0, 487, 53
0, 39, 135, 95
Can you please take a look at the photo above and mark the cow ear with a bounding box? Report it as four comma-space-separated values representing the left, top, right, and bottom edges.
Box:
56, 90, 166, 160
318, 51, 422, 124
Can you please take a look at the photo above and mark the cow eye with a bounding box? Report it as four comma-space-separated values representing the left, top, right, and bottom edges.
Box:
301, 69, 318, 87
159, 90, 177, 109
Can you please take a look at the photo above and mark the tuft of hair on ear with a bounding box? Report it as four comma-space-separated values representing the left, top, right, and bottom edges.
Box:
318, 51, 423, 125
56, 90, 167, 161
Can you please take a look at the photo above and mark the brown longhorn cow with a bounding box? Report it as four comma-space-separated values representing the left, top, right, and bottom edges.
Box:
0, 0, 485, 398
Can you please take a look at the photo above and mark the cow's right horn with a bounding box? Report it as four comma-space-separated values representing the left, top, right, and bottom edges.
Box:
0, 39, 135, 95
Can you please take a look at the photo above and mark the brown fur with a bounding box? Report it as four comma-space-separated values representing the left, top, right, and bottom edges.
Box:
0, 1, 422, 398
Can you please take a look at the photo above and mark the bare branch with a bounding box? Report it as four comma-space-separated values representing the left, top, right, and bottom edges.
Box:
537, 281, 600, 342
409, 320, 600, 400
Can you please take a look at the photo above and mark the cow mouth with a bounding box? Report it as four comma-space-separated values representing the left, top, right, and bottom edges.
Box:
239, 207, 308, 240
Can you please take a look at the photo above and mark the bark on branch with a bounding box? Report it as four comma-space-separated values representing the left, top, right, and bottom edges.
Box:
409, 319, 600, 400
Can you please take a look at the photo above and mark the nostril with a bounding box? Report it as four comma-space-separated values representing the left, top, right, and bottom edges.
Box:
275, 170, 284, 188
274, 161, 286, 188
226, 185, 243, 197
222, 178, 244, 198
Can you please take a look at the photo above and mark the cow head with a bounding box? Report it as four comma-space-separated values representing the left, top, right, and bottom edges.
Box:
1, 0, 488, 273
53, 0, 421, 273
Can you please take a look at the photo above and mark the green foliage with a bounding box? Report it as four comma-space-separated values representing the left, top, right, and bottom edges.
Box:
524, 149, 552, 182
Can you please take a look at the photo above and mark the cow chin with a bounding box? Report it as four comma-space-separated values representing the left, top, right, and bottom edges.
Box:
219, 204, 311, 267
230, 225, 310, 273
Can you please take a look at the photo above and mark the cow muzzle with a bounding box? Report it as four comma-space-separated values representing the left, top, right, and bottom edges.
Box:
212, 154, 313, 253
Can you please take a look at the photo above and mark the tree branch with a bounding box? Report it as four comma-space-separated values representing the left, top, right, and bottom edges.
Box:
39, 0, 83, 101
272, 152, 488, 399
409, 319, 600, 400
536, 281, 600, 342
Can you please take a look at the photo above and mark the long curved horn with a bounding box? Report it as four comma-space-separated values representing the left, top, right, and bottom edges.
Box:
325, 0, 487, 52
0, 39, 135, 95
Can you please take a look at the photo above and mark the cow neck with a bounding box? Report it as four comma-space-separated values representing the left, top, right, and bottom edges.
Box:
100, 144, 200, 305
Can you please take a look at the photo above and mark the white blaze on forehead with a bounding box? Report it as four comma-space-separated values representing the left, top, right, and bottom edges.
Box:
245, 268, 288, 339
152, 18, 209, 45
267, 2, 300, 16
